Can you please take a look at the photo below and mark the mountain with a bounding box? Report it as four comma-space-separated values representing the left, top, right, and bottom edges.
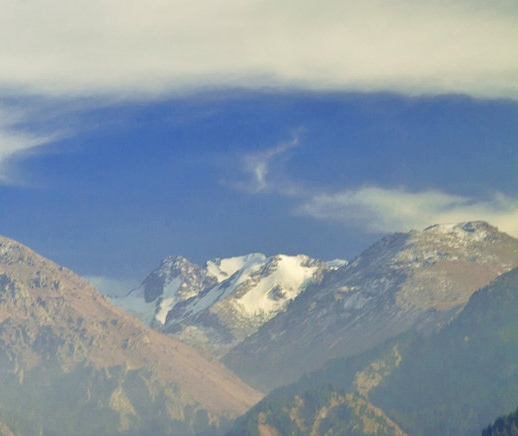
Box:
111, 253, 344, 356
228, 265, 518, 436
223, 221, 518, 391
0, 235, 261, 436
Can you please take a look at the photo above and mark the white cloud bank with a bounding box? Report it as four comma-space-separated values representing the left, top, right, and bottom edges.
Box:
298, 187, 518, 238
0, 0, 516, 99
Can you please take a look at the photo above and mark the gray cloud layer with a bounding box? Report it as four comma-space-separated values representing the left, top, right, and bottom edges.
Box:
0, 0, 516, 98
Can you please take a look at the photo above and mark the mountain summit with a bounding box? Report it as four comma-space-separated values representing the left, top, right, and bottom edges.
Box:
0, 235, 261, 435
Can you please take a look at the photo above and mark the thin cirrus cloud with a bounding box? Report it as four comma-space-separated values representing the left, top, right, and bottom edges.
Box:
240, 135, 300, 193
0, 105, 58, 183
297, 187, 518, 238
0, 0, 516, 99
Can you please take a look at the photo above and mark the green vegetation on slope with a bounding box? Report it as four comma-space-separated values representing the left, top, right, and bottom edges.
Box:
228, 383, 407, 436
227, 338, 414, 436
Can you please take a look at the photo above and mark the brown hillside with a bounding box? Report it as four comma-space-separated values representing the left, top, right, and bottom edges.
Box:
0, 235, 262, 435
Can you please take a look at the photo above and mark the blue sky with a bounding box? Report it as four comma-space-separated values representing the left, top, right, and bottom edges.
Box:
0, 1, 517, 293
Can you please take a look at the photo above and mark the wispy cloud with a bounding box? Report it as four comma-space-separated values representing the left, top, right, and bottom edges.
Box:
83, 275, 139, 297
0, 0, 516, 99
0, 105, 58, 184
238, 135, 300, 193
298, 187, 518, 237
234, 139, 518, 237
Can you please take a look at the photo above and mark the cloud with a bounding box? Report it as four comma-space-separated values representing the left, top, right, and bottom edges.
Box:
0, 104, 58, 183
239, 135, 300, 193
0, 0, 516, 99
298, 187, 518, 237
236, 138, 518, 237
83, 275, 138, 297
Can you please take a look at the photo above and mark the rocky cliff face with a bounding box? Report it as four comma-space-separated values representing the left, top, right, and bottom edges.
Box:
0, 236, 261, 436
112, 253, 344, 356
223, 221, 518, 391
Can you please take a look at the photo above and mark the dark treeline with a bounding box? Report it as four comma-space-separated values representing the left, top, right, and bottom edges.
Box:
482, 407, 518, 436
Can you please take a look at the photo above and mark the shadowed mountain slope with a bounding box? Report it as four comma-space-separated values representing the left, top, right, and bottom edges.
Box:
228, 266, 518, 436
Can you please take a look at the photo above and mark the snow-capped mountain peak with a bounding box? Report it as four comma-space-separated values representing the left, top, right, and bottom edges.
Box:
421, 220, 499, 242
111, 252, 342, 355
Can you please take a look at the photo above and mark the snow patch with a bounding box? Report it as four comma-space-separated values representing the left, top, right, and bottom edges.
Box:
162, 277, 182, 299
235, 254, 318, 316
424, 221, 493, 242
206, 253, 266, 282
182, 258, 266, 317
155, 298, 174, 324
326, 258, 348, 269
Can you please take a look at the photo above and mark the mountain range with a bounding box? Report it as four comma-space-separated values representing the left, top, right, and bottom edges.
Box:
1, 220, 518, 435
112, 221, 518, 391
